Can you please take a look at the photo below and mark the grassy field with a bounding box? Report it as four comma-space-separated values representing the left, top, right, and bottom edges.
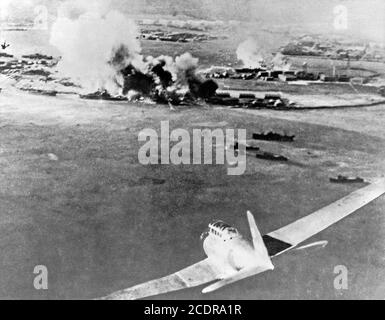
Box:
0, 90, 384, 299
287, 56, 385, 77
142, 38, 238, 67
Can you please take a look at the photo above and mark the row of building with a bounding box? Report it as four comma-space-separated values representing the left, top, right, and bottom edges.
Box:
205, 66, 364, 84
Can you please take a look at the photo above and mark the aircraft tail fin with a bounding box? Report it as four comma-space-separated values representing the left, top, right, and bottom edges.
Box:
247, 211, 274, 270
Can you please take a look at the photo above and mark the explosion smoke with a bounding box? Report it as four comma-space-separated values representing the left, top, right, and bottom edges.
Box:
50, 1, 218, 102
120, 52, 217, 102
271, 52, 291, 71
236, 38, 265, 68
236, 38, 292, 71
50, 1, 143, 94
152, 61, 173, 89
174, 53, 218, 99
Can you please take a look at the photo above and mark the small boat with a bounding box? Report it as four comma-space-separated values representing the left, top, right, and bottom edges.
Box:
252, 131, 295, 142
329, 175, 365, 184
256, 151, 288, 162
80, 90, 127, 101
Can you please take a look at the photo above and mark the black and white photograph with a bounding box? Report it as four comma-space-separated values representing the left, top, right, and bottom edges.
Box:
0, 0, 384, 303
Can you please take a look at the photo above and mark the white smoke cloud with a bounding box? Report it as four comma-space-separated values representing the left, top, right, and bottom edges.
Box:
50, 0, 143, 94
271, 52, 291, 71
174, 52, 200, 86
49, 0, 206, 98
145, 52, 200, 89
175, 52, 199, 71
236, 38, 265, 68
236, 38, 293, 71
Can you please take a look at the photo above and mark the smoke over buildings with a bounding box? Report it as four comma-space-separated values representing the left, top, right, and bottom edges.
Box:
49, 1, 143, 94
48, 0, 217, 101
236, 38, 291, 70
236, 38, 265, 69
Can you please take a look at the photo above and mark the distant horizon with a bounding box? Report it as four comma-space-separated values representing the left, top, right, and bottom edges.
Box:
0, 0, 384, 43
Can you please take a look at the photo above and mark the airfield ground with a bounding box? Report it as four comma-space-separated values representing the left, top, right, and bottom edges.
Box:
0, 89, 384, 299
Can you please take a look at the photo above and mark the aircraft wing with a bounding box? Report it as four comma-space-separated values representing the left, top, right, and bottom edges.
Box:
202, 265, 272, 294
102, 258, 220, 300
265, 178, 385, 254
102, 179, 385, 300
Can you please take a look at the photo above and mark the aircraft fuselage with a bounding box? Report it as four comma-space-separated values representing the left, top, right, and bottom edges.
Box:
202, 232, 257, 276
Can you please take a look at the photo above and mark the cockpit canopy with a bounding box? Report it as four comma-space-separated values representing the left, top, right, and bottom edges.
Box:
208, 220, 240, 239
